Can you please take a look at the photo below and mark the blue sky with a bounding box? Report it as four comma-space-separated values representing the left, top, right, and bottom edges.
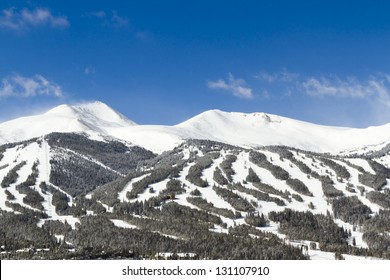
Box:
1, 0, 390, 127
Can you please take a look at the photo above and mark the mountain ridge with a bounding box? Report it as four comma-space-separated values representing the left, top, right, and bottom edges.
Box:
1, 101, 390, 154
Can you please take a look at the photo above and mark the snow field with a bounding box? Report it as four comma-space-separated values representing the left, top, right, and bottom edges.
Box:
2, 101, 390, 154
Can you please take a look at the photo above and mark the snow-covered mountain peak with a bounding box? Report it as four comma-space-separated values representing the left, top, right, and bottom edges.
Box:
77, 101, 135, 123
174, 109, 390, 154
45, 101, 136, 127
1, 104, 390, 154
72, 101, 136, 127
177, 110, 284, 129
0, 101, 137, 144
45, 104, 76, 116
251, 112, 281, 124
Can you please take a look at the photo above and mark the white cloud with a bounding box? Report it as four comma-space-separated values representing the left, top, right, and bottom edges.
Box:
208, 73, 254, 99
209, 70, 390, 107
256, 72, 277, 83
368, 79, 390, 107
301, 74, 390, 107
302, 77, 367, 98
0, 74, 63, 98
0, 7, 69, 31
255, 69, 299, 83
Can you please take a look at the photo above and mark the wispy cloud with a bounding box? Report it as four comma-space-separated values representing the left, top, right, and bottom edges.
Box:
84, 67, 95, 75
301, 74, 390, 106
254, 68, 390, 107
209, 70, 390, 111
255, 69, 299, 83
0, 74, 63, 99
302, 76, 368, 98
208, 73, 254, 99
135, 30, 153, 41
111, 11, 129, 28
86, 11, 106, 19
87, 10, 129, 29
0, 7, 69, 31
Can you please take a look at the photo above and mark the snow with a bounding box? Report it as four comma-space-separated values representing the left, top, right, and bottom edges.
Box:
56, 147, 125, 177
131, 178, 170, 202
306, 247, 375, 260
1, 102, 390, 154
327, 158, 382, 213
0, 101, 135, 145
54, 234, 64, 243
177, 110, 390, 154
0, 149, 16, 211
98, 201, 114, 213
109, 125, 188, 154
2, 102, 390, 260
155, 252, 197, 258
347, 158, 375, 174
375, 154, 390, 169
161, 161, 238, 229
0, 143, 44, 212
334, 219, 368, 248
151, 231, 180, 240
263, 150, 330, 215
0, 140, 80, 228
7, 161, 35, 210
72, 101, 136, 127
111, 110, 390, 154
118, 174, 149, 203
308, 248, 378, 260
231, 151, 250, 183
195, 159, 236, 212
111, 219, 138, 229
260, 222, 374, 260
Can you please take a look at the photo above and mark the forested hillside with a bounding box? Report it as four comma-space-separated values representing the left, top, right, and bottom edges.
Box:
1, 133, 390, 260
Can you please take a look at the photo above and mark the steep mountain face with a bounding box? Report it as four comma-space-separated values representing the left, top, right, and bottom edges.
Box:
1, 102, 390, 260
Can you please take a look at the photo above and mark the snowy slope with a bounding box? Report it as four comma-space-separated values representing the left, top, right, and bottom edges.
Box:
109, 125, 193, 154
91, 109, 390, 154
1, 102, 390, 154
176, 110, 390, 154
1, 131, 389, 259
0, 139, 80, 228
110, 142, 389, 258
0, 101, 136, 144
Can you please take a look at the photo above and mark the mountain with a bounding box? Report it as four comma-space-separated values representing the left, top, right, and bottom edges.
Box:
176, 110, 390, 154
0, 101, 136, 144
1, 102, 390, 155
1, 101, 390, 260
